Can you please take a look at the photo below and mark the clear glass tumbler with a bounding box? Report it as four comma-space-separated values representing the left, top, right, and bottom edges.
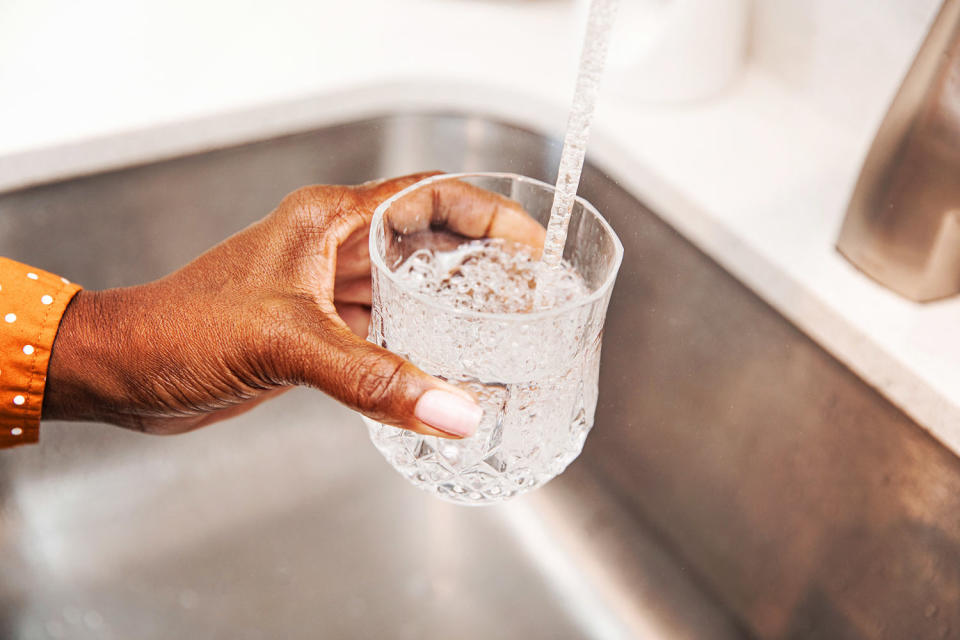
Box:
365, 173, 623, 505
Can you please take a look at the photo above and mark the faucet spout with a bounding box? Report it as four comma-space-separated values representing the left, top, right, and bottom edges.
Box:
837, 0, 960, 302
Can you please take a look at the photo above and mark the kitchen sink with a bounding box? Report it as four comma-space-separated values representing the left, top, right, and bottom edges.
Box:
2, 114, 959, 640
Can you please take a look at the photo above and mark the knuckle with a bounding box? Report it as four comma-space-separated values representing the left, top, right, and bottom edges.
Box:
275, 186, 367, 244
276, 186, 316, 216
275, 186, 335, 227
350, 353, 406, 413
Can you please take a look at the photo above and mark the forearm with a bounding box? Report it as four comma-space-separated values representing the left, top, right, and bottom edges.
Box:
42, 278, 279, 434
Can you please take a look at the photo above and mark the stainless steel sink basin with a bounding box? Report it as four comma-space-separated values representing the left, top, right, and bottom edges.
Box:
3, 113, 960, 640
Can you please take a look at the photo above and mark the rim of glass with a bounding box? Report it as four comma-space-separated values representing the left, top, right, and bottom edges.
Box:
369, 172, 624, 321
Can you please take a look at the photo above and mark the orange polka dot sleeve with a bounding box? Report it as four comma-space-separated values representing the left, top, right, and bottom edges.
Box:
0, 257, 82, 449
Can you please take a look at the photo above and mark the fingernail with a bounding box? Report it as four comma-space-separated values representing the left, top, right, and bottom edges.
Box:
414, 389, 483, 437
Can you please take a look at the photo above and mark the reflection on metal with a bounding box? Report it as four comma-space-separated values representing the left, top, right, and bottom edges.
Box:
2, 114, 960, 638
837, 0, 960, 301
0, 115, 740, 640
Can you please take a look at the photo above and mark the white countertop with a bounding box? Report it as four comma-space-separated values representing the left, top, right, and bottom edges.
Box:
3, 0, 959, 453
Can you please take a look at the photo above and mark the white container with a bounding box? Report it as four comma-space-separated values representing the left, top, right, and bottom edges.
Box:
599, 0, 750, 103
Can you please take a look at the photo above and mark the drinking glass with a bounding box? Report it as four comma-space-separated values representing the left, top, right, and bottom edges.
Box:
365, 172, 623, 504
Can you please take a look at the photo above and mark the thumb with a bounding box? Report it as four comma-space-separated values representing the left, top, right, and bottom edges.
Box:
292, 319, 482, 439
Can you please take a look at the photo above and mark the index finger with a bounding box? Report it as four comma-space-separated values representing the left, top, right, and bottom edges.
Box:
385, 179, 546, 252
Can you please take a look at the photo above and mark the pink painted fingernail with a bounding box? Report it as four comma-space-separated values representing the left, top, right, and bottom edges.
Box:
414, 389, 482, 437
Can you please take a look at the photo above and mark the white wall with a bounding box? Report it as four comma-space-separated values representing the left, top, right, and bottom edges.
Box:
750, 0, 942, 132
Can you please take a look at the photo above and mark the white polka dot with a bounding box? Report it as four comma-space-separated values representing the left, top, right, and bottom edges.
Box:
26, 272, 38, 280
61, 277, 70, 284
22, 345, 34, 355
41, 295, 53, 305
13, 395, 25, 405
10, 427, 22, 436
3, 313, 14, 323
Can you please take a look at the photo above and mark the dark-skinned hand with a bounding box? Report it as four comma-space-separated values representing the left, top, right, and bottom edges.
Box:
42, 173, 545, 439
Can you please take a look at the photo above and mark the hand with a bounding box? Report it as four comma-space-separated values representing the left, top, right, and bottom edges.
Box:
42, 173, 544, 438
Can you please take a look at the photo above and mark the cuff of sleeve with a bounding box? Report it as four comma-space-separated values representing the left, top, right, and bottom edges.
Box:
0, 259, 82, 448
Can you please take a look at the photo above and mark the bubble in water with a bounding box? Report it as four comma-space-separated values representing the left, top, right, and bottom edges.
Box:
371, 239, 605, 503
394, 239, 588, 313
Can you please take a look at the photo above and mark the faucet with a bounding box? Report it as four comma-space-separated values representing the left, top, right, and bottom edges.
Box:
837, 0, 960, 302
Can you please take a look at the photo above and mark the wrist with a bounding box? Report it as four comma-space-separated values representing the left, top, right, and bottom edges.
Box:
43, 288, 132, 423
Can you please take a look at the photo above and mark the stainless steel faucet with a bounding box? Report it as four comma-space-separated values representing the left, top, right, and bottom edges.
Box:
837, 0, 960, 302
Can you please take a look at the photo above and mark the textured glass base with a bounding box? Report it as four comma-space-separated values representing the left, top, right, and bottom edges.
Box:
365, 412, 591, 506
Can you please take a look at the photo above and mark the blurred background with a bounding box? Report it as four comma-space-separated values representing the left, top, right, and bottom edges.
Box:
4, 1, 960, 639
0, 1, 941, 156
